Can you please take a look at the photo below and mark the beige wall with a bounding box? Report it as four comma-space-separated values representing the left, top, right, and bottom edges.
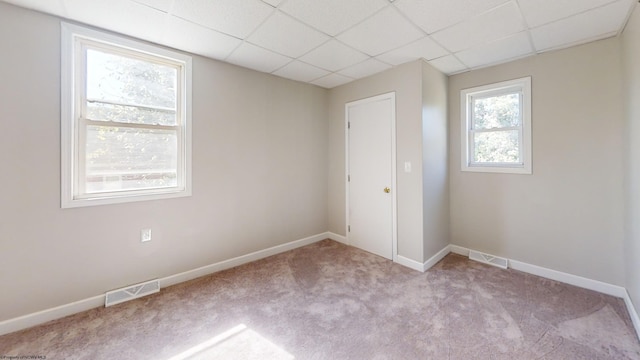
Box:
328, 61, 425, 261
449, 38, 626, 285
622, 4, 640, 314
327, 60, 449, 263
0, 2, 328, 321
3, 0, 636, 327
421, 61, 450, 260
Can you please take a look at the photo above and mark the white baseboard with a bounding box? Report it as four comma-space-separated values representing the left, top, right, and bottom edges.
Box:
327, 232, 347, 245
395, 245, 449, 272
449, 245, 470, 256
623, 291, 640, 341
423, 245, 451, 271
0, 232, 330, 336
395, 255, 425, 272
508, 259, 627, 298
0, 295, 104, 337
161, 232, 329, 288
450, 244, 627, 298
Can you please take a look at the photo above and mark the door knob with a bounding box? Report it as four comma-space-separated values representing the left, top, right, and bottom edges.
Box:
384, 187, 390, 193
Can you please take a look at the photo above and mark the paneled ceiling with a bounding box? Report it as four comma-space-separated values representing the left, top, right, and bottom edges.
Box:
2, 0, 637, 88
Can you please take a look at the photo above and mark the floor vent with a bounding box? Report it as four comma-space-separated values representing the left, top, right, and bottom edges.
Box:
105, 279, 160, 307
469, 250, 508, 269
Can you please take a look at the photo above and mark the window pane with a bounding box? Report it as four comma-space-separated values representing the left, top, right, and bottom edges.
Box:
86, 101, 176, 126
85, 125, 178, 193
473, 130, 520, 163
472, 93, 520, 130
86, 48, 177, 125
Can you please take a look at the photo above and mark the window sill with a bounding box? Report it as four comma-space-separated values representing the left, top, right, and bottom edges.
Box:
61, 188, 191, 209
461, 164, 532, 175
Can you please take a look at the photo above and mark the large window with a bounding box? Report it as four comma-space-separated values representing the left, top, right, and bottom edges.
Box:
460, 77, 532, 174
61, 23, 192, 208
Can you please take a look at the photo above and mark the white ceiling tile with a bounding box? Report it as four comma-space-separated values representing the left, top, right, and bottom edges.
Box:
518, 0, 617, 28
338, 58, 392, 79
161, 17, 242, 60
311, 73, 354, 88
376, 37, 449, 65
273, 61, 331, 83
226, 43, 292, 73
431, 2, 526, 53
3, 0, 66, 16
337, 6, 424, 56
131, 0, 172, 13
248, 11, 329, 58
5, 0, 636, 87
280, 0, 388, 36
456, 31, 533, 68
64, 0, 168, 43
172, 0, 273, 38
261, 0, 283, 7
299, 40, 368, 72
427, 55, 468, 74
530, 0, 633, 51
394, 0, 510, 34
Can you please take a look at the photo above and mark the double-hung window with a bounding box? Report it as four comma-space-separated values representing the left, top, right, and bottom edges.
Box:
61, 23, 192, 208
461, 77, 532, 174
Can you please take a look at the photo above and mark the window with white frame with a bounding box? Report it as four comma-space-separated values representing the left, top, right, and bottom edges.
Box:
460, 76, 532, 174
61, 23, 192, 208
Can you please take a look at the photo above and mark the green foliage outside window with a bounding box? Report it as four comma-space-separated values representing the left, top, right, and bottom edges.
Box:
84, 48, 179, 193
472, 93, 521, 164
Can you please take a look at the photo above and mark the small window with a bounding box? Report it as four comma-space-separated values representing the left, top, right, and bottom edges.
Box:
460, 77, 532, 174
61, 23, 192, 208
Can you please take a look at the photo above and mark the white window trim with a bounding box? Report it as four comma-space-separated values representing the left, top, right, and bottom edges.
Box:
61, 22, 192, 208
460, 76, 532, 175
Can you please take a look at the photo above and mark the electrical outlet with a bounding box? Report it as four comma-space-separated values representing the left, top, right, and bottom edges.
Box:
141, 228, 152, 242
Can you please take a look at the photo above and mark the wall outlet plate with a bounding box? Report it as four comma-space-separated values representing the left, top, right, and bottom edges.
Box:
141, 228, 152, 242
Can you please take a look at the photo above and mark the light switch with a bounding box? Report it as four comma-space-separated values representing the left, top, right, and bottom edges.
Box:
141, 228, 152, 242
404, 161, 412, 173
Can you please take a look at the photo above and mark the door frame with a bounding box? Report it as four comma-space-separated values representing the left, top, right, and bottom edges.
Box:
345, 92, 398, 262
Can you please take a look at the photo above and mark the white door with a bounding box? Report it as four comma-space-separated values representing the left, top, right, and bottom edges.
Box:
346, 93, 396, 260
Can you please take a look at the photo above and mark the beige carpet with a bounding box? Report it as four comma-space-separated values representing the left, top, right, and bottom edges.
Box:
1, 240, 639, 359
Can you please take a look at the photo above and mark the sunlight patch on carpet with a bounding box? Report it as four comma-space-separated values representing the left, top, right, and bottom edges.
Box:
557, 304, 638, 358
167, 324, 294, 360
